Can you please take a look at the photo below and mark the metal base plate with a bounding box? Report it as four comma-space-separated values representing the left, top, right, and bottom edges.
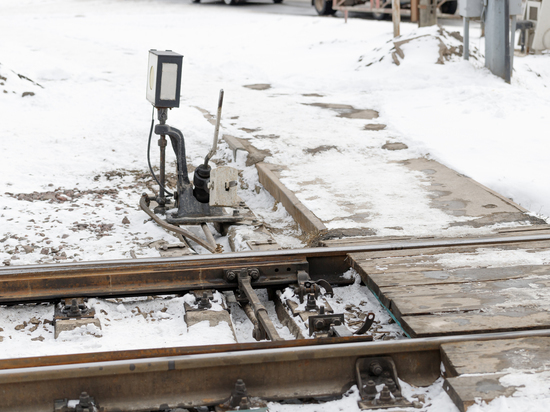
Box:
166, 207, 244, 225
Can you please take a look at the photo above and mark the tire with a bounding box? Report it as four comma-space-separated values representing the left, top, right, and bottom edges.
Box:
273, 0, 284, 3
440, 0, 457, 14
192, 0, 200, 3
314, 0, 335, 15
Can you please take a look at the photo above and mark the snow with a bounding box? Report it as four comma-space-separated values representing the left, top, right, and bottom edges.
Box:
1, 0, 550, 410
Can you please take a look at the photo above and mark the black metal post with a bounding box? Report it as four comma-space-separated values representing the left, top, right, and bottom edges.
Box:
155, 108, 168, 214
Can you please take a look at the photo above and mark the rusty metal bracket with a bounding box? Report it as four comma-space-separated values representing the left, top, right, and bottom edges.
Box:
224, 267, 260, 283
354, 313, 376, 335
356, 357, 412, 410
308, 312, 349, 337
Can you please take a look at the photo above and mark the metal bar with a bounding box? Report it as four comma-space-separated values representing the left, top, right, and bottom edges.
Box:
504, 0, 511, 83
204, 89, 224, 166
510, 14, 516, 74
201, 222, 217, 249
158, 136, 167, 209
140, 194, 218, 253
238, 273, 283, 341
2, 233, 550, 304
464, 17, 470, 60
1, 329, 549, 412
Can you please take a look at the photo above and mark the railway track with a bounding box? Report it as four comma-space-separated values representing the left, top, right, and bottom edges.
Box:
3, 233, 550, 304
2, 232, 550, 411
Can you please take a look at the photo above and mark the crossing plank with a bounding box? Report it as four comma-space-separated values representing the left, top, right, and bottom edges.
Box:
370, 265, 549, 288
401, 310, 550, 338
441, 336, 550, 376
441, 337, 550, 411
385, 275, 550, 318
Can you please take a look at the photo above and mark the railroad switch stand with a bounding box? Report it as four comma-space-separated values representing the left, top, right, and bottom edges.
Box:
144, 50, 249, 254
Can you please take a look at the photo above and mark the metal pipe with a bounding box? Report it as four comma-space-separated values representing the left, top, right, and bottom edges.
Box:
158, 109, 168, 209
200, 222, 217, 249
510, 14, 516, 72
464, 17, 470, 60
204, 89, 224, 166
504, 0, 511, 83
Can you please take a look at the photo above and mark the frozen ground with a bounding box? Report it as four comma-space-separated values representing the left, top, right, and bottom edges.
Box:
1, 0, 550, 265
1, 0, 550, 410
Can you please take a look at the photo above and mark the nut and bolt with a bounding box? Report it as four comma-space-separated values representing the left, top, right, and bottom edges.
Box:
379, 385, 394, 404
370, 362, 383, 376
305, 293, 318, 311
364, 380, 377, 399
248, 268, 260, 280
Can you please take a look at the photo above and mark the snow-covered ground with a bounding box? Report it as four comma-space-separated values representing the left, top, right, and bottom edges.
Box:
1, 0, 550, 410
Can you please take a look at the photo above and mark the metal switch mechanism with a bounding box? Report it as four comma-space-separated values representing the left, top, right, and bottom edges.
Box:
294, 269, 334, 303
308, 309, 375, 338
356, 357, 413, 410
232, 268, 284, 342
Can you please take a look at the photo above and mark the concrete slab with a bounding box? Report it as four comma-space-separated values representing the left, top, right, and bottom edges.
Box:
185, 309, 237, 341
258, 156, 543, 242
403, 157, 533, 220
54, 318, 101, 339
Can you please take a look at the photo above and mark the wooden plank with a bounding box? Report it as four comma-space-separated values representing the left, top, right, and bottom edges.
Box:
411, 0, 419, 21
256, 162, 327, 237
442, 337, 550, 411
324, 226, 550, 248
444, 374, 517, 412
384, 275, 550, 317
441, 336, 550, 376
370, 265, 550, 288
349, 239, 550, 261
321, 235, 415, 248
401, 310, 550, 338
496, 225, 550, 234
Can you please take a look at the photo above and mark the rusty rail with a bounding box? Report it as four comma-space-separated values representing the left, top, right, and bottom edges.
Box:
2, 233, 550, 304
1, 329, 550, 412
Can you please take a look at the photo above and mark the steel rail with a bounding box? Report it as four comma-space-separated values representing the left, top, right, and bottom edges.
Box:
0, 336, 372, 371
1, 233, 550, 304
1, 329, 549, 412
